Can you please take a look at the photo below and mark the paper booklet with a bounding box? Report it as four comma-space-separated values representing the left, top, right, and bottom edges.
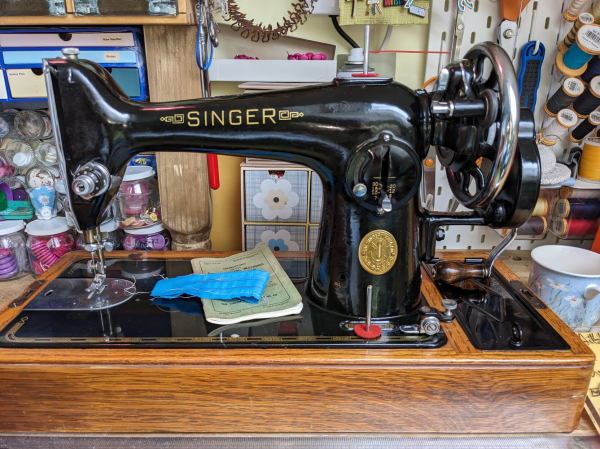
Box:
191, 244, 303, 325
578, 333, 600, 433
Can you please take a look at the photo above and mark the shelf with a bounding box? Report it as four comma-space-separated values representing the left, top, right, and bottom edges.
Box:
0, 0, 195, 26
208, 60, 337, 83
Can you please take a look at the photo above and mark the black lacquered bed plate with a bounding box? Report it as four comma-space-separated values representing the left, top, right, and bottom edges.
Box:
0, 257, 445, 349
425, 261, 569, 351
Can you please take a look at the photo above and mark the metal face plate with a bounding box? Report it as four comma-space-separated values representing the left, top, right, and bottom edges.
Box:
358, 230, 398, 275
24, 278, 135, 311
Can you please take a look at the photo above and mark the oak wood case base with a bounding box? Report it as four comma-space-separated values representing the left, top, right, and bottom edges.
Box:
0, 251, 593, 434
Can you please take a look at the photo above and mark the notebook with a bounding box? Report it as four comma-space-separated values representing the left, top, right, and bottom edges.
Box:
191, 244, 303, 325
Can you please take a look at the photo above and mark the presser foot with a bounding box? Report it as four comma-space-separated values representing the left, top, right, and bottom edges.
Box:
84, 233, 113, 297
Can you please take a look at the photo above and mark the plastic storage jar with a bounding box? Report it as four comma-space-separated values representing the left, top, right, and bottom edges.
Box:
76, 219, 124, 251
0, 220, 30, 280
116, 166, 161, 229
123, 224, 171, 251
4, 139, 37, 170
26, 217, 76, 276
14, 110, 53, 141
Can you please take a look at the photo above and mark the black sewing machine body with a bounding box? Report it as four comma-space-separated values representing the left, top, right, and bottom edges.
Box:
44, 43, 539, 323
50, 59, 433, 318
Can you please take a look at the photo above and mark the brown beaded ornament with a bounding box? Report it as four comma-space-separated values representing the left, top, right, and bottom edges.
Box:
227, 0, 318, 42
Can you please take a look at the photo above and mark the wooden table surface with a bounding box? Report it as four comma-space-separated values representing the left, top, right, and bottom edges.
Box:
0, 251, 597, 439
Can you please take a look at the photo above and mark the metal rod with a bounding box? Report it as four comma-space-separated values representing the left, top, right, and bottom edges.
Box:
363, 25, 370, 75
366, 285, 373, 331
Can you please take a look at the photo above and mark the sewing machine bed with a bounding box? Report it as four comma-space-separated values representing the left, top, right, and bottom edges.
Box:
0, 251, 594, 434
0, 253, 571, 352
0, 254, 445, 349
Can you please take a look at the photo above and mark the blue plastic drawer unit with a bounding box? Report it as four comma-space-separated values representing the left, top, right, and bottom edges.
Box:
0, 28, 148, 102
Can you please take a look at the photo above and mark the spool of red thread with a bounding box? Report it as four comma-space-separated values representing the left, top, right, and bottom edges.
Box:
552, 217, 600, 238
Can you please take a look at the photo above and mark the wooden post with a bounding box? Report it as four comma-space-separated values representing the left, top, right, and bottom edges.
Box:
143, 25, 212, 250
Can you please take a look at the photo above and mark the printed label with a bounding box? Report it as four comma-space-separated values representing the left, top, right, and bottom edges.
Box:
101, 35, 125, 44
565, 78, 584, 95
559, 109, 577, 126
104, 52, 120, 61
6, 71, 28, 78
579, 25, 600, 52
590, 112, 600, 124
591, 77, 600, 96
409, 5, 427, 17
581, 13, 595, 25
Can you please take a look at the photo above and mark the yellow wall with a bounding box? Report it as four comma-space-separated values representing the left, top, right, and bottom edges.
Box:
210, 3, 431, 250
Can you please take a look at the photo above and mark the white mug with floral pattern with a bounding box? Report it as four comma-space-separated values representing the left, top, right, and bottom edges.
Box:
529, 245, 600, 328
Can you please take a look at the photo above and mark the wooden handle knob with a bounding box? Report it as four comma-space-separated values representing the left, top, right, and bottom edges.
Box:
432, 261, 486, 284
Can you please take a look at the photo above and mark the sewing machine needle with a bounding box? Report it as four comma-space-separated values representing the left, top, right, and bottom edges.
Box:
353, 0, 357, 17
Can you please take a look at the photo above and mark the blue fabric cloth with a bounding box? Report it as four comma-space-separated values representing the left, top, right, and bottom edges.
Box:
152, 297, 204, 315
150, 269, 270, 304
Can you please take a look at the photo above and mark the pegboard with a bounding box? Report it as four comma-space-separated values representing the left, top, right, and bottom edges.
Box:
423, 0, 594, 252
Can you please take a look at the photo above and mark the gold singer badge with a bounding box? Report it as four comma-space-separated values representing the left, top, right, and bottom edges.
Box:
358, 230, 398, 275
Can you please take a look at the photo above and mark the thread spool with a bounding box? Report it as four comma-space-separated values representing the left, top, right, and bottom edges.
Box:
576, 81, 600, 116
560, 184, 600, 198
532, 198, 549, 216
580, 136, 600, 181
564, 0, 591, 22
540, 109, 578, 145
571, 76, 600, 118
582, 56, 600, 83
518, 216, 547, 236
555, 198, 600, 219
593, 0, 600, 23
552, 217, 600, 237
559, 12, 595, 52
556, 25, 600, 77
123, 232, 170, 251
0, 249, 18, 280
544, 78, 584, 117
570, 111, 600, 142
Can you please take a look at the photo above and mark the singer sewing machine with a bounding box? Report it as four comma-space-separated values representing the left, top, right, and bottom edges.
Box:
0, 42, 593, 435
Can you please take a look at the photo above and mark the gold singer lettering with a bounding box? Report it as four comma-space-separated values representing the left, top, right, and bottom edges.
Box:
263, 108, 276, 124
211, 110, 225, 126
246, 109, 259, 125
229, 109, 243, 125
188, 111, 200, 127
162, 108, 303, 127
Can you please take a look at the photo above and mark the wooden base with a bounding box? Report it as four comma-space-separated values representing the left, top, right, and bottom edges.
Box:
0, 251, 593, 434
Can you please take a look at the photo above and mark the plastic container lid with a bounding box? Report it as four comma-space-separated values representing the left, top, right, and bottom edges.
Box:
0, 219, 25, 236
26, 216, 70, 236
123, 166, 153, 182
124, 223, 165, 235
